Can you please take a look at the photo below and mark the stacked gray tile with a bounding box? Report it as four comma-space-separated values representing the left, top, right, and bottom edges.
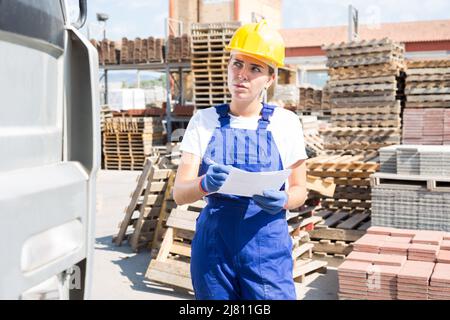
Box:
396, 147, 420, 175
418, 192, 450, 231
420, 147, 450, 176
371, 187, 395, 227
379, 145, 397, 173
372, 145, 450, 232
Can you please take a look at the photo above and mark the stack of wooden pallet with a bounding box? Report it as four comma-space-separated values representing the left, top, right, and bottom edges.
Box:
321, 127, 401, 153
190, 22, 241, 109
299, 85, 323, 112
103, 115, 165, 170
403, 59, 450, 145
307, 154, 379, 211
100, 105, 113, 132
309, 208, 371, 264
321, 38, 406, 154
100, 105, 114, 169
371, 145, 450, 231
114, 158, 175, 251
305, 154, 379, 261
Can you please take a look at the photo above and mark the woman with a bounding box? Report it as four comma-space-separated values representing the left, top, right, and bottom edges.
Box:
173, 20, 308, 300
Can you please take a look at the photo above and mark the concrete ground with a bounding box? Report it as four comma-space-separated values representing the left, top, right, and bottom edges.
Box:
91, 169, 339, 300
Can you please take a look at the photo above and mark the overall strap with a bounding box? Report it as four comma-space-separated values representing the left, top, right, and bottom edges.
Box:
215, 104, 231, 128
257, 103, 275, 130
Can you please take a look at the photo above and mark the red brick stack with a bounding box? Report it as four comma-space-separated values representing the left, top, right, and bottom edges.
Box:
338, 226, 450, 300
403, 59, 450, 145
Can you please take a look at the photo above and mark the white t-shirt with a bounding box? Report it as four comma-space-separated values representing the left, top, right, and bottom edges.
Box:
180, 105, 308, 169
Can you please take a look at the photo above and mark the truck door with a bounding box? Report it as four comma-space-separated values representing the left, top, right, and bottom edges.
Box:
0, 0, 99, 299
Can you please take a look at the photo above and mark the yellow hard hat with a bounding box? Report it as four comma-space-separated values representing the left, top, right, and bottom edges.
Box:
226, 20, 285, 68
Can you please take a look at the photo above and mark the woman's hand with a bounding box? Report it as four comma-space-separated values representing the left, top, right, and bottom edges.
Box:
200, 164, 232, 193
252, 189, 288, 215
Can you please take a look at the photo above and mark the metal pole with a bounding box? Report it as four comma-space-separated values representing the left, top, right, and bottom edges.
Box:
104, 69, 108, 105
179, 67, 184, 105
165, 18, 172, 142
348, 5, 359, 42
137, 70, 141, 89
166, 66, 172, 142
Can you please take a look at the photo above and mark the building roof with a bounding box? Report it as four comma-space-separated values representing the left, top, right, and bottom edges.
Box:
280, 19, 450, 48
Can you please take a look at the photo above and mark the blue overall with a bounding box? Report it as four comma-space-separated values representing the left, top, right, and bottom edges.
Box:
190, 103, 296, 300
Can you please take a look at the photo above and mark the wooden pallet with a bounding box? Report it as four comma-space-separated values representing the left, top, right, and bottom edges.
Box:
145, 205, 199, 292
191, 22, 239, 109
329, 64, 403, 80
322, 38, 403, 51
114, 158, 155, 245
113, 158, 174, 248
128, 167, 174, 252
149, 191, 205, 255
370, 172, 450, 192
406, 59, 450, 69
102, 116, 166, 170
307, 155, 378, 211
331, 103, 401, 115
307, 208, 370, 259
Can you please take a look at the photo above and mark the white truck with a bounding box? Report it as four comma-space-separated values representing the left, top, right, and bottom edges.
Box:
0, 0, 99, 299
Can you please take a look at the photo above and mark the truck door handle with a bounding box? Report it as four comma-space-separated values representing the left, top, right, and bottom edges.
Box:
72, 0, 87, 29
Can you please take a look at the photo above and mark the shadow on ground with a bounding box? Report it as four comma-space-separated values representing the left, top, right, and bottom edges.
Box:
95, 235, 194, 300
297, 268, 339, 300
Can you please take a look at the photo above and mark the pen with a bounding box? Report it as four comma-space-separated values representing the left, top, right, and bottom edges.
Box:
205, 157, 217, 166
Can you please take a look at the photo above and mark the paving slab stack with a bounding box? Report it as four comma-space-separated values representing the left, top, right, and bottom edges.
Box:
190, 22, 241, 109
403, 59, 450, 145
321, 38, 406, 155
338, 226, 450, 300
371, 145, 450, 231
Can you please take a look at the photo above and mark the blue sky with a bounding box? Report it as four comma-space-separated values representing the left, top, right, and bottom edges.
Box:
70, 0, 450, 40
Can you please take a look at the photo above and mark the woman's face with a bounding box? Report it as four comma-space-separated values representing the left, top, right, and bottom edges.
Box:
227, 53, 274, 103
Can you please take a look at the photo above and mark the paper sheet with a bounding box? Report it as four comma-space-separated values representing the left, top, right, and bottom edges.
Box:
214, 167, 292, 197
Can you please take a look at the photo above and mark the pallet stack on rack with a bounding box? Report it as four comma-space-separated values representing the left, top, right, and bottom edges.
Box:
403, 59, 450, 145
321, 38, 406, 154
103, 114, 165, 170
120, 37, 164, 64
93, 35, 190, 65
167, 34, 191, 62
190, 22, 241, 109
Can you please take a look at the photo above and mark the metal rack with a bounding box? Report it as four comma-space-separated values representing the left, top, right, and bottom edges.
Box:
99, 19, 192, 142
100, 61, 191, 142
